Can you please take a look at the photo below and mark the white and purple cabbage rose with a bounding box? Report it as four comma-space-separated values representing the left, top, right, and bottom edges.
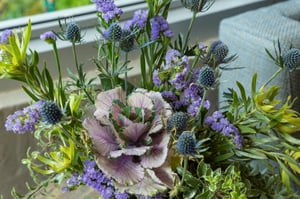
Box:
83, 87, 174, 196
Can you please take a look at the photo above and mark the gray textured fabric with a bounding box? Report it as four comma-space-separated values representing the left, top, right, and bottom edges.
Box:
219, 0, 300, 112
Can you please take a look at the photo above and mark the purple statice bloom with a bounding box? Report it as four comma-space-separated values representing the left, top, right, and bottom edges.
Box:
174, 99, 189, 111
164, 49, 181, 69
5, 101, 44, 134
40, 31, 57, 44
62, 160, 129, 199
205, 111, 243, 149
153, 69, 162, 87
0, 29, 13, 43
169, 72, 186, 90
124, 9, 148, 30
92, 0, 123, 22
187, 98, 210, 117
150, 16, 173, 40
184, 83, 203, 101
161, 91, 178, 102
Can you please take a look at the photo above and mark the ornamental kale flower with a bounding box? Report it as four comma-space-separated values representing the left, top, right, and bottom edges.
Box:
92, 0, 123, 22
205, 111, 243, 149
40, 101, 63, 124
65, 22, 81, 42
0, 29, 13, 43
282, 48, 300, 71
40, 31, 57, 44
83, 87, 174, 196
5, 101, 44, 134
150, 16, 174, 41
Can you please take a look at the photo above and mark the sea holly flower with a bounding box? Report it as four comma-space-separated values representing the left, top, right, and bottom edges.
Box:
282, 48, 300, 71
83, 87, 174, 196
120, 29, 135, 52
39, 101, 63, 124
105, 23, 122, 41
206, 40, 230, 66
176, 131, 199, 155
181, 0, 215, 13
65, 22, 81, 42
167, 112, 189, 134
198, 65, 215, 88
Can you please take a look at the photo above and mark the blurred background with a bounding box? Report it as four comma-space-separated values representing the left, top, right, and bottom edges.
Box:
0, 0, 91, 20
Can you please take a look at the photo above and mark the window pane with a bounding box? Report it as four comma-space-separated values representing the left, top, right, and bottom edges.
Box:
0, 0, 93, 20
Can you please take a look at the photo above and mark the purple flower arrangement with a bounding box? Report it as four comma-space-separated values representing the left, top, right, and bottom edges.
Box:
1, 0, 300, 198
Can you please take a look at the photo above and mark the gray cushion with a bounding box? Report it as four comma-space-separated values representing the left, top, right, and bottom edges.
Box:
219, 0, 300, 111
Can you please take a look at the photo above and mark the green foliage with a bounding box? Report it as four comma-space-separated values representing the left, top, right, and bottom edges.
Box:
172, 161, 247, 199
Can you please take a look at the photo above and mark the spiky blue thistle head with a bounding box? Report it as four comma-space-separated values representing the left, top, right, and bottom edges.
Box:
198, 65, 215, 88
120, 29, 135, 52
208, 40, 229, 65
283, 48, 300, 71
65, 22, 81, 42
176, 131, 197, 155
181, 0, 214, 13
107, 23, 122, 41
167, 112, 188, 134
40, 101, 63, 124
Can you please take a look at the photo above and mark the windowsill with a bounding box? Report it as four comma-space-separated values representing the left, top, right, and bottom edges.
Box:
0, 0, 276, 109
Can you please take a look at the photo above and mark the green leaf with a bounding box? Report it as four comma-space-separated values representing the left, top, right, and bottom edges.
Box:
213, 152, 235, 162
237, 125, 257, 134
251, 73, 257, 99
235, 149, 267, 160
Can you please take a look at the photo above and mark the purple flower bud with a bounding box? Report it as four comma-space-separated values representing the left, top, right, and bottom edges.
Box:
40, 31, 57, 44
0, 29, 13, 43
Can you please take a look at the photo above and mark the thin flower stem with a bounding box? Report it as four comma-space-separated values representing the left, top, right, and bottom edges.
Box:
52, 42, 62, 89
196, 88, 208, 119
59, 124, 85, 148
71, 42, 79, 71
71, 42, 94, 104
180, 156, 189, 185
124, 52, 128, 95
262, 68, 282, 89
183, 11, 197, 53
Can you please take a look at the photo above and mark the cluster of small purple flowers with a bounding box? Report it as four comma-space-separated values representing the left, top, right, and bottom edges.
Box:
154, 49, 210, 116
150, 16, 174, 40
0, 29, 13, 43
124, 10, 148, 30
205, 111, 243, 149
62, 160, 129, 199
5, 100, 44, 134
92, 0, 123, 22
